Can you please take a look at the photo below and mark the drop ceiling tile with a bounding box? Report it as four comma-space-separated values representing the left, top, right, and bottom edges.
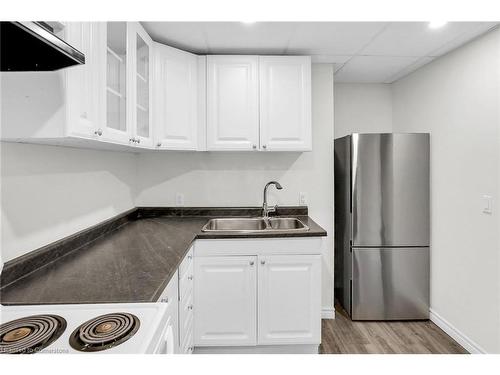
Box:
384, 56, 434, 83
201, 22, 298, 54
311, 55, 351, 64
286, 22, 387, 55
142, 22, 207, 53
334, 55, 420, 83
428, 23, 498, 56
361, 22, 492, 57
142, 21, 498, 83
334, 63, 346, 73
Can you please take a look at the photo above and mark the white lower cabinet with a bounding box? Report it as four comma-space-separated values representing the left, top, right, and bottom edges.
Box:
193, 239, 322, 351
157, 270, 180, 354
258, 255, 321, 345
194, 256, 257, 346
178, 246, 194, 354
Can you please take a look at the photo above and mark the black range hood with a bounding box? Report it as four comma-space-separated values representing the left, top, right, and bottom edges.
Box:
0, 22, 85, 71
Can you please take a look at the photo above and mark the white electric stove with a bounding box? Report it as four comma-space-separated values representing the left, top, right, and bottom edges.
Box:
0, 303, 174, 354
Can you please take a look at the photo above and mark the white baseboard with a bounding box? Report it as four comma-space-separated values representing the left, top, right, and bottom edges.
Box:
429, 308, 486, 354
321, 307, 335, 319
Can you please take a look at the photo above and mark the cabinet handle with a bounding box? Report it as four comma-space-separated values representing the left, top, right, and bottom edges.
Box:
261, 260, 266, 265
188, 255, 193, 260
188, 304, 193, 310
136, 138, 141, 144
94, 129, 103, 136
249, 261, 254, 266
156, 142, 162, 147
188, 275, 193, 280
160, 297, 169, 303
129, 138, 135, 143
262, 144, 267, 149
252, 144, 257, 150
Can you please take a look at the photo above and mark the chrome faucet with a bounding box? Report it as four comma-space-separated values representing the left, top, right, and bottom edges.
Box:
262, 181, 283, 218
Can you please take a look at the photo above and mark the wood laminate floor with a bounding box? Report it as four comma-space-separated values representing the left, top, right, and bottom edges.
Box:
320, 304, 467, 354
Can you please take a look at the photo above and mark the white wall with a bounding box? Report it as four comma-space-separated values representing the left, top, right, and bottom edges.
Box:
1, 143, 137, 263
392, 28, 500, 353
334, 83, 393, 137
135, 64, 336, 313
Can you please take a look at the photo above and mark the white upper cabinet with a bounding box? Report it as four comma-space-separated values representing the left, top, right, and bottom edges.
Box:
259, 56, 312, 151
102, 22, 131, 144
0, 22, 104, 141
1, 24, 311, 153
130, 23, 154, 148
206, 55, 312, 152
206, 56, 259, 151
65, 22, 103, 139
153, 44, 199, 150
101, 22, 154, 147
257, 255, 321, 345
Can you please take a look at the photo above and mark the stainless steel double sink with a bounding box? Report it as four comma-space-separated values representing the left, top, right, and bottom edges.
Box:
201, 217, 309, 233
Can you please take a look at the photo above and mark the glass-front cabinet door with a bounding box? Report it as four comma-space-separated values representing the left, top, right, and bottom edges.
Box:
130, 23, 153, 147
103, 22, 131, 144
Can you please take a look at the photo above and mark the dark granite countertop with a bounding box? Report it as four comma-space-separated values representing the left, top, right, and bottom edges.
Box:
0, 209, 326, 306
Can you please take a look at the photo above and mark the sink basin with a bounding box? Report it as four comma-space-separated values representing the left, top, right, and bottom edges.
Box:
201, 217, 309, 232
268, 217, 309, 231
202, 218, 268, 232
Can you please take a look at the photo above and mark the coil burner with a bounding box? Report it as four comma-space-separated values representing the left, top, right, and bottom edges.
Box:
69, 312, 140, 352
0, 315, 67, 354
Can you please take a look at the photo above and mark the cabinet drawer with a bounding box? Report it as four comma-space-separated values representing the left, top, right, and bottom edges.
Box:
179, 288, 194, 339
179, 246, 194, 278
181, 323, 194, 354
179, 261, 194, 299
180, 315, 193, 350
157, 270, 179, 306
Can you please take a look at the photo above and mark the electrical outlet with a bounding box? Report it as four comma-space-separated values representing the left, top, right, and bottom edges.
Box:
483, 195, 492, 214
299, 192, 307, 206
175, 193, 185, 207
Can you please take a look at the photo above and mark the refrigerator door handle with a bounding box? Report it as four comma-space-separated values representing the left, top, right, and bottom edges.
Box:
350, 134, 359, 215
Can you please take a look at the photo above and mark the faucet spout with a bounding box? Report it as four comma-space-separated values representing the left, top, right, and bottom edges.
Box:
263, 181, 283, 218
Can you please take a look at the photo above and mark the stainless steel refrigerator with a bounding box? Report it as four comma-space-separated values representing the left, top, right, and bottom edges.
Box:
334, 133, 430, 320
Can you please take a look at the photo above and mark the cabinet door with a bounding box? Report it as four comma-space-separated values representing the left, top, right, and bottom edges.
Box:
258, 255, 321, 345
206, 56, 259, 151
130, 22, 154, 148
65, 22, 102, 139
194, 256, 257, 346
157, 272, 180, 353
259, 56, 312, 151
153, 44, 198, 150
102, 22, 131, 144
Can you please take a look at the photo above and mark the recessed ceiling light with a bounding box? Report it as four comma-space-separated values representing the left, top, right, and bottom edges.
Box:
241, 21, 256, 25
428, 21, 448, 29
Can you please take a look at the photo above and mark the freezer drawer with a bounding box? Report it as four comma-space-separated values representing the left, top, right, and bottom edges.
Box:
352, 247, 429, 320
